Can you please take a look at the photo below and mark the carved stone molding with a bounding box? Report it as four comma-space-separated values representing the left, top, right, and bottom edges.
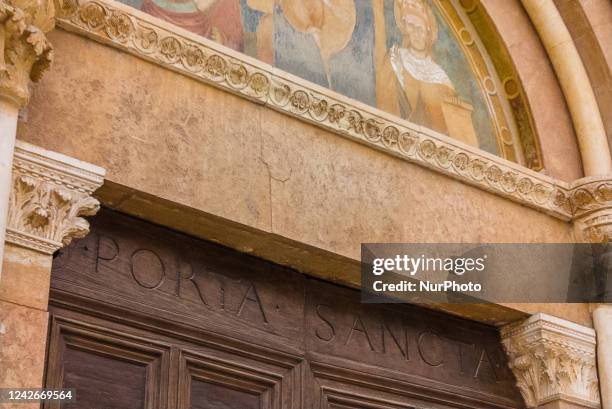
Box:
6, 140, 105, 254
54, 0, 577, 221
0, 0, 55, 107
48, 0, 612, 229
501, 313, 600, 409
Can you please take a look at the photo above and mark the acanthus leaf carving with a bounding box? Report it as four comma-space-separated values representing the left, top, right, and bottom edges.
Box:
569, 176, 612, 243
0, 0, 54, 106
6, 141, 105, 254
501, 313, 600, 409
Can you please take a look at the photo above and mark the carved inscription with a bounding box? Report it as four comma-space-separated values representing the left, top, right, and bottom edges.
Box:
51, 210, 521, 402
51, 211, 304, 342
306, 281, 517, 397
56, 231, 271, 324
312, 303, 503, 381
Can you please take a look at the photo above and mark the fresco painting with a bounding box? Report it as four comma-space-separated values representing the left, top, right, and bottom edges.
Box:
140, 0, 244, 49
121, 0, 498, 154
375, 0, 478, 147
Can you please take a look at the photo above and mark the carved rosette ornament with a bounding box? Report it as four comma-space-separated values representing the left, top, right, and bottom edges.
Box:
570, 176, 612, 243
501, 313, 600, 409
6, 141, 105, 254
52, 0, 576, 221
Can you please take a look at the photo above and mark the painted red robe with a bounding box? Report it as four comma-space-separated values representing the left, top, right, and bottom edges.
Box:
141, 0, 244, 51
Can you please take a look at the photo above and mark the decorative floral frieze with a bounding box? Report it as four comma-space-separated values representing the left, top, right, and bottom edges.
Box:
53, 0, 576, 221
6, 141, 105, 254
501, 313, 600, 408
0, 0, 54, 106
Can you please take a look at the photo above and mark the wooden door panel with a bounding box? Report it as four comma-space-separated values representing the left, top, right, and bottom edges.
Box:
307, 361, 521, 409
45, 306, 304, 409
179, 352, 269, 409
190, 380, 261, 409
44, 317, 171, 409
177, 348, 300, 409
62, 348, 147, 409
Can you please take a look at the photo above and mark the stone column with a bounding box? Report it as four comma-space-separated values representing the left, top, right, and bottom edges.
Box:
501, 313, 600, 409
0, 140, 104, 408
0, 0, 55, 277
593, 305, 612, 409
568, 176, 612, 409
0, 100, 18, 273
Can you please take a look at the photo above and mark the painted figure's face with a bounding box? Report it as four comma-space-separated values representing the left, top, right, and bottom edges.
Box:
401, 14, 429, 55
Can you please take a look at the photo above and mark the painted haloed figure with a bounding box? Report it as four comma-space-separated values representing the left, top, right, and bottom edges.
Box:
373, 0, 478, 146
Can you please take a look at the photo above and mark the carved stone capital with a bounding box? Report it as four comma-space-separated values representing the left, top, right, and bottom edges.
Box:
0, 0, 54, 107
6, 140, 105, 254
501, 313, 600, 408
570, 175, 612, 243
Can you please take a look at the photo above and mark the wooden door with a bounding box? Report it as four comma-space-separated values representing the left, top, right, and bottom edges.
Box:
44, 209, 524, 409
